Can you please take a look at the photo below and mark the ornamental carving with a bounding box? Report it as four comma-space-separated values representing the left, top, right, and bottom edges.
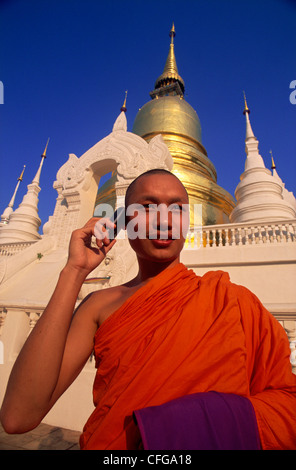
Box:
53, 111, 173, 193
0, 257, 6, 284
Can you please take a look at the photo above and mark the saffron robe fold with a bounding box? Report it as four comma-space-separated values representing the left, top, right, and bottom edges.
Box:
79, 263, 296, 450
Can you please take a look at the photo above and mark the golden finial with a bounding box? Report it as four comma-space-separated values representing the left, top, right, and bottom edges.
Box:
243, 91, 250, 115
153, 23, 185, 95
170, 23, 176, 43
270, 150, 276, 170
121, 90, 128, 113
42, 138, 50, 158
18, 165, 26, 182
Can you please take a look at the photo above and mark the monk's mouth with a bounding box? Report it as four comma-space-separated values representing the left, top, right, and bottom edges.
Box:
148, 231, 174, 240
151, 239, 174, 247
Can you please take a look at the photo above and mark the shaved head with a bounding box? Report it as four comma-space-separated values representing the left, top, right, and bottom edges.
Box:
123, 168, 190, 266
125, 169, 188, 207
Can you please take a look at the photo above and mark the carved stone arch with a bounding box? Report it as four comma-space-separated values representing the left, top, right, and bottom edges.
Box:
89, 158, 118, 184
50, 112, 173, 246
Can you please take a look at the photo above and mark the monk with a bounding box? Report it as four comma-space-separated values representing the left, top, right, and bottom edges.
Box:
1, 169, 296, 450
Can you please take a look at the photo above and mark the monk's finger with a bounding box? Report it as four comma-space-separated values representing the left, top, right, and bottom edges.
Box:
99, 238, 116, 254
94, 219, 115, 242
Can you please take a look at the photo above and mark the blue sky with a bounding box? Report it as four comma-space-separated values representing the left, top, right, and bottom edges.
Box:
0, 0, 295, 231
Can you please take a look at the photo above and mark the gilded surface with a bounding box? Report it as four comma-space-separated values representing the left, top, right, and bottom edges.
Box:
132, 96, 202, 146
94, 25, 236, 226
132, 95, 235, 225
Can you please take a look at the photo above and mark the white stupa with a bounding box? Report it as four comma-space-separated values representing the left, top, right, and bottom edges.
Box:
0, 140, 49, 243
270, 150, 296, 213
230, 95, 296, 223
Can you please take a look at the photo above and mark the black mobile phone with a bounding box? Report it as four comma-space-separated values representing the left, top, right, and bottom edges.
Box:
106, 206, 126, 240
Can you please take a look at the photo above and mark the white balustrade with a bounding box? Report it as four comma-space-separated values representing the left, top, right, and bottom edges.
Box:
184, 219, 296, 249
0, 241, 36, 256
0, 221, 295, 254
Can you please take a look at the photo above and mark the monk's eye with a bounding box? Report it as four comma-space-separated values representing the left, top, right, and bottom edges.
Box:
147, 204, 157, 212
126, 204, 146, 217
170, 204, 183, 213
133, 204, 146, 212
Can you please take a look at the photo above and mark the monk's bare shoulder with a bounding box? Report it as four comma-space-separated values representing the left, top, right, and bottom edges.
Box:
82, 281, 141, 326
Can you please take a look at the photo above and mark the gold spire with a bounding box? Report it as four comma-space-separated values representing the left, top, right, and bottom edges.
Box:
270, 150, 276, 170
170, 22, 176, 44
121, 90, 128, 113
18, 165, 26, 182
3, 165, 26, 215
243, 91, 250, 115
32, 140, 49, 185
42, 138, 50, 158
163, 23, 179, 78
154, 23, 185, 94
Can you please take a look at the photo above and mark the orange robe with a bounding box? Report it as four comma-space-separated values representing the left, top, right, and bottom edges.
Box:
79, 263, 296, 450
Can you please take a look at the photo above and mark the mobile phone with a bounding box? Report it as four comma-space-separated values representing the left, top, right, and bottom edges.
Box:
106, 206, 126, 240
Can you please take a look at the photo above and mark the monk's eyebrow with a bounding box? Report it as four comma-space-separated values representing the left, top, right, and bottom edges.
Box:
136, 195, 188, 204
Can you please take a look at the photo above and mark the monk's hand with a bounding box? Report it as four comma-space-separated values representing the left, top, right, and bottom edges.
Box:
66, 217, 116, 277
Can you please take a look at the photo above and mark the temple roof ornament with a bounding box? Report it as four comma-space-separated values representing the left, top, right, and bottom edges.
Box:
32, 138, 49, 185
270, 150, 276, 170
153, 23, 185, 97
230, 99, 296, 223
132, 25, 235, 225
0, 141, 49, 242
0, 165, 26, 224
121, 91, 128, 113
243, 92, 258, 146
242, 93, 265, 171
270, 150, 296, 212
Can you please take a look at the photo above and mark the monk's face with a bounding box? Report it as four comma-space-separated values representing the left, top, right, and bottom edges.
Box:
125, 173, 189, 264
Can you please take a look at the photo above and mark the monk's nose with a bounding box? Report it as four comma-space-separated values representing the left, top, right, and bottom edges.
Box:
156, 205, 172, 230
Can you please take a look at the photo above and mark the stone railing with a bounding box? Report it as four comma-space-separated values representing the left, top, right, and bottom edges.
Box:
0, 241, 37, 256
184, 219, 296, 249
1, 220, 296, 254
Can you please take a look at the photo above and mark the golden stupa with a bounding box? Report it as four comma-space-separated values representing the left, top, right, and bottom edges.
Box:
96, 24, 235, 225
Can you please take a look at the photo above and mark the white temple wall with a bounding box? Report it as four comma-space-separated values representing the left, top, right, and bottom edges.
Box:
181, 242, 296, 308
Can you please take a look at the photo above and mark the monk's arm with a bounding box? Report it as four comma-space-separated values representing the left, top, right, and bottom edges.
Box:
0, 218, 115, 434
0, 265, 96, 433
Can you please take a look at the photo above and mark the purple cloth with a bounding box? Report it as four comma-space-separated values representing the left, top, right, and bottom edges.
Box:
134, 392, 261, 450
